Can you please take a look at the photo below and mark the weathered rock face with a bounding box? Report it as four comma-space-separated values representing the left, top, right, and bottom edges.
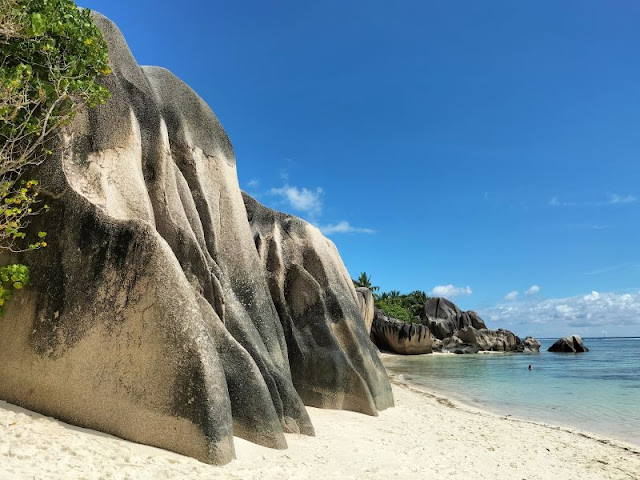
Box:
370, 310, 437, 355
435, 336, 479, 354
355, 287, 376, 334
421, 297, 486, 340
242, 194, 393, 415
521, 336, 541, 352
548, 335, 589, 353
0, 12, 392, 465
456, 327, 518, 352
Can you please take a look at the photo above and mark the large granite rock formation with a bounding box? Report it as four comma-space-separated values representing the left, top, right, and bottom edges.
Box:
548, 335, 589, 353
0, 12, 392, 465
435, 336, 479, 354
355, 287, 376, 334
370, 310, 437, 355
521, 336, 541, 352
243, 194, 393, 415
456, 326, 518, 352
421, 297, 486, 339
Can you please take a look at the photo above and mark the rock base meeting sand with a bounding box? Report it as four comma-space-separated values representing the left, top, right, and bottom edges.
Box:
1, 380, 639, 480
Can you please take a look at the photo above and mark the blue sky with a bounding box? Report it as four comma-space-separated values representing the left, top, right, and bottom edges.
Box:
81, 0, 640, 337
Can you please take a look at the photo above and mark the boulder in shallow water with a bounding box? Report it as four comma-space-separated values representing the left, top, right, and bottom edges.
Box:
456, 327, 519, 351
434, 336, 479, 354
520, 336, 541, 352
456, 327, 541, 353
548, 335, 589, 353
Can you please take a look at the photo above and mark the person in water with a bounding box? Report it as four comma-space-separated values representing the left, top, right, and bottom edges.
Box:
528, 364, 532, 370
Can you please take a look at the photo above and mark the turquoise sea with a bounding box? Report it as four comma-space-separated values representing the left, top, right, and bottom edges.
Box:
382, 337, 640, 446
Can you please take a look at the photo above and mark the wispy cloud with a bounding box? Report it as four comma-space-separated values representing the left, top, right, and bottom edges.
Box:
584, 262, 640, 276
525, 284, 540, 295
608, 194, 637, 205
565, 223, 611, 231
430, 284, 473, 298
263, 178, 375, 235
504, 290, 519, 301
270, 185, 324, 215
247, 179, 260, 188
549, 194, 637, 207
482, 290, 640, 337
318, 221, 376, 235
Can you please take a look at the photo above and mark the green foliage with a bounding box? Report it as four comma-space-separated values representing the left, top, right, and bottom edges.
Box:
352, 271, 379, 292
0, 263, 29, 314
0, 178, 48, 251
1, 0, 111, 176
0, 0, 110, 313
375, 289, 430, 324
375, 298, 415, 323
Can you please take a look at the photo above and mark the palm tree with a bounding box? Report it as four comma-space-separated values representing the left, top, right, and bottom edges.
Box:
353, 272, 379, 292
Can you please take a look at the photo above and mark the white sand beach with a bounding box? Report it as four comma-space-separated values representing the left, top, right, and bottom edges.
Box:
1, 378, 639, 480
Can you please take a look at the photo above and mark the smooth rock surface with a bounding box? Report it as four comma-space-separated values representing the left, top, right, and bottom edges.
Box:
243, 194, 393, 415
548, 335, 589, 353
433, 336, 480, 354
521, 336, 542, 352
421, 297, 487, 340
456, 327, 520, 352
370, 310, 436, 355
355, 287, 376, 334
0, 12, 392, 465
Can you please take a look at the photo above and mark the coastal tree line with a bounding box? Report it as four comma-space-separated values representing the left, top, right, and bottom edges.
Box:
352, 271, 430, 324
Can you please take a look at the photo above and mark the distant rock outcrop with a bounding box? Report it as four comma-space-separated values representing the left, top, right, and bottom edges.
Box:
421, 297, 486, 339
456, 327, 514, 352
243, 194, 393, 415
370, 297, 540, 355
355, 287, 376, 334
521, 336, 541, 352
370, 310, 437, 354
548, 335, 589, 353
0, 12, 392, 465
435, 336, 479, 354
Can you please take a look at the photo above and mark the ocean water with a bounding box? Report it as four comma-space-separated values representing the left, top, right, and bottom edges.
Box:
382, 337, 640, 446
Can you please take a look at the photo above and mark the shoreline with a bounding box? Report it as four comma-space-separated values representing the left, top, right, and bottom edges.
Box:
380, 348, 640, 449
387, 373, 640, 454
2, 376, 640, 479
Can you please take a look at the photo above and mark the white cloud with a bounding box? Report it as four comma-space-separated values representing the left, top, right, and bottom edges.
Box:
585, 263, 640, 275
482, 290, 640, 337
504, 290, 519, 301
525, 285, 540, 295
608, 194, 636, 205
430, 284, 472, 298
270, 185, 324, 215
263, 180, 375, 235
246, 179, 260, 188
549, 194, 637, 207
317, 221, 375, 235
583, 291, 600, 301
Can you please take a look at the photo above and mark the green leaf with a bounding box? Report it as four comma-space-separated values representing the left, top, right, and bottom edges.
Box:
30, 12, 45, 36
